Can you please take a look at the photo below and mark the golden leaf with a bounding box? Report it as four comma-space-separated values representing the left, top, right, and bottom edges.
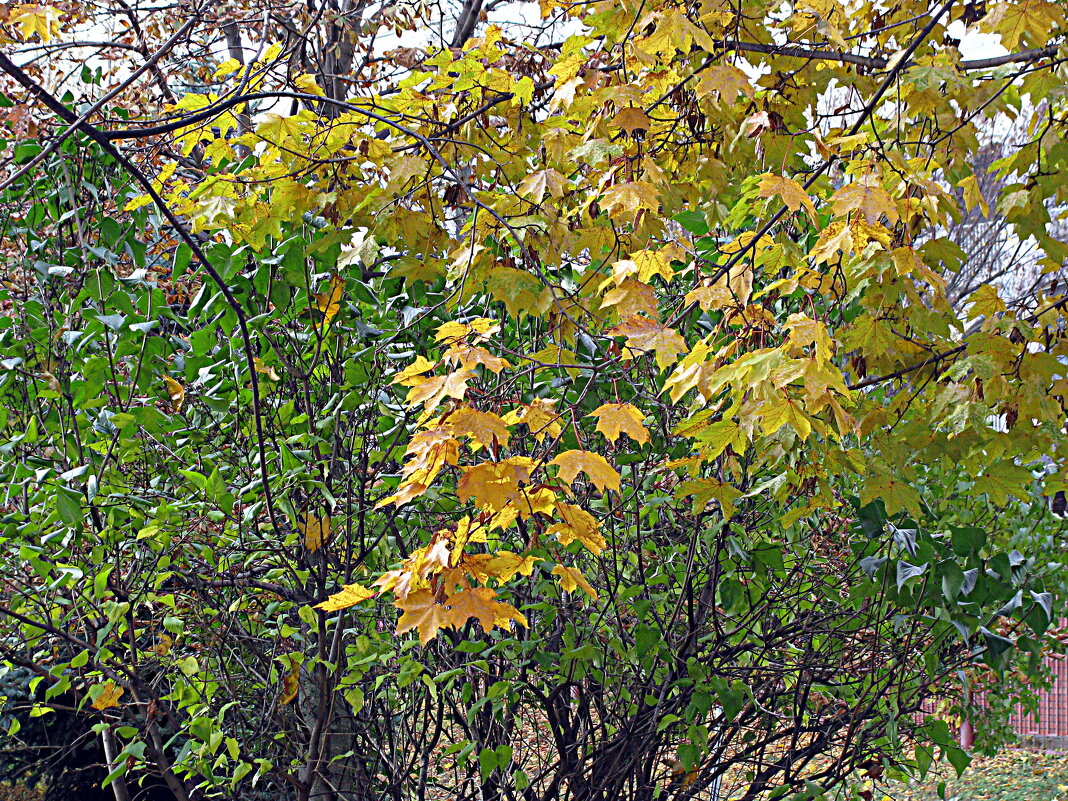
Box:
312, 274, 345, 328
253, 358, 281, 381
279, 654, 300, 706
395, 588, 449, 645
300, 514, 331, 553
548, 502, 606, 554
610, 107, 651, 136
435, 317, 500, 344
91, 681, 124, 711
458, 457, 535, 511
694, 64, 753, 103
589, 403, 649, 446
447, 407, 510, 450
831, 180, 898, 225
600, 277, 658, 318
485, 551, 539, 581
162, 376, 184, 413
757, 174, 816, 221
10, 4, 62, 42
315, 582, 377, 611
551, 565, 598, 599
549, 450, 621, 493
501, 399, 562, 441
608, 316, 689, 371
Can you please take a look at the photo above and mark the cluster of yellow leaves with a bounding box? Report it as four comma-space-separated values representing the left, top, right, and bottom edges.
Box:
316, 320, 615, 643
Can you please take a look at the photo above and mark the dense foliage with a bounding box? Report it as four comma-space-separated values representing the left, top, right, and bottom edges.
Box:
0, 0, 1066, 799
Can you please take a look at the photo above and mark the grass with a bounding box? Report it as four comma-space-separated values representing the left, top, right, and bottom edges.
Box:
881, 750, 1068, 801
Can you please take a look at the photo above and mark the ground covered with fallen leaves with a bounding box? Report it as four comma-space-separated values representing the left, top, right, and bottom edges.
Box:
880, 750, 1068, 801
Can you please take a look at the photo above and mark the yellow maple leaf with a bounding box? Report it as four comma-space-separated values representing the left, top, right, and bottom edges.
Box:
10, 4, 62, 42
589, 403, 649, 446
395, 589, 449, 645
315, 582, 377, 611
256, 112, 307, 146
608, 315, 689, 371
485, 550, 539, 581
550, 450, 621, 493
758, 393, 812, 441
91, 681, 124, 711
435, 317, 500, 344
458, 457, 535, 511
405, 369, 475, 413
300, 514, 331, 553
610, 107, 651, 136
599, 181, 660, 219
445, 344, 511, 374
548, 502, 606, 554
966, 284, 1006, 320
279, 654, 300, 706
253, 358, 280, 381
957, 174, 989, 217
600, 277, 657, 318
518, 168, 566, 204
784, 313, 834, 364
443, 586, 527, 632
312, 274, 345, 328
392, 355, 437, 385
551, 564, 598, 599
675, 477, 743, 517
611, 249, 675, 284
446, 407, 510, 451
501, 399, 562, 442
831, 180, 898, 225
758, 174, 816, 221
163, 376, 184, 413
694, 64, 753, 104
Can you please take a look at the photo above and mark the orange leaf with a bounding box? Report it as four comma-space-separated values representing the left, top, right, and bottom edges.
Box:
395, 589, 449, 645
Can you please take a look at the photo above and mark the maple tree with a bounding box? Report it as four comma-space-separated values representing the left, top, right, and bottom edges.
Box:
0, 0, 1066, 799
